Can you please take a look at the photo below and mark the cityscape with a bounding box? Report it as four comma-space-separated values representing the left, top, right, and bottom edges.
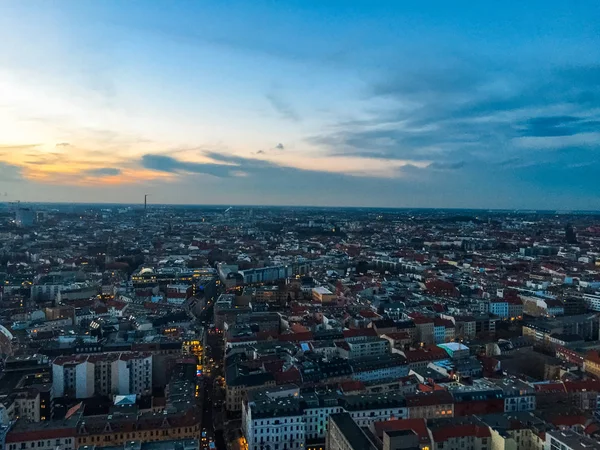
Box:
0, 204, 600, 450
2, 1, 600, 450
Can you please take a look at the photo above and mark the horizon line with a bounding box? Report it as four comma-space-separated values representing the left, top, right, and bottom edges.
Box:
1, 201, 599, 214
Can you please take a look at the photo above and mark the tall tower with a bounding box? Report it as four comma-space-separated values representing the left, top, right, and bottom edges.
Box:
144, 194, 148, 214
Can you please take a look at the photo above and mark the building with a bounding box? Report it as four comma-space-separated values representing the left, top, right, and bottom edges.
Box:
239, 265, 293, 284
313, 287, 335, 304
413, 318, 435, 345
165, 284, 192, 305
583, 293, 600, 312
448, 383, 504, 417
430, 420, 491, 450
5, 415, 78, 450
545, 430, 600, 450
52, 356, 94, 399
225, 368, 276, 412
76, 408, 200, 448
336, 337, 390, 360
89, 439, 200, 450
13, 389, 42, 422
326, 413, 377, 450
15, 208, 36, 227
243, 393, 305, 450
350, 354, 408, 382
371, 418, 431, 450
243, 387, 408, 450
437, 342, 469, 360
52, 353, 153, 399
584, 350, 600, 378
523, 314, 599, 343
452, 316, 477, 340
405, 391, 454, 419
488, 378, 536, 412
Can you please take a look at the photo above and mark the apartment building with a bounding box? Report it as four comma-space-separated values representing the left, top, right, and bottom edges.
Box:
52, 352, 153, 399
243, 387, 407, 450
335, 337, 390, 360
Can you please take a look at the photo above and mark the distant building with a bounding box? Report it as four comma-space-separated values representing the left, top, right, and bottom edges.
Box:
15, 208, 35, 227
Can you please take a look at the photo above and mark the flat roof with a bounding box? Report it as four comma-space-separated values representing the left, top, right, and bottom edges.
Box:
330, 413, 377, 450
313, 286, 333, 294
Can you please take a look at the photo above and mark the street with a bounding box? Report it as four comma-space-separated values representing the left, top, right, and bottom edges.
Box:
196, 300, 227, 450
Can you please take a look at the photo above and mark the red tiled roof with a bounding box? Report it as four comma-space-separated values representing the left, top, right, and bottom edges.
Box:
432, 424, 491, 441
406, 391, 453, 407
264, 360, 285, 373
404, 346, 448, 363
564, 380, 600, 393
549, 415, 587, 427
384, 332, 410, 341
290, 323, 309, 333
274, 367, 301, 385
585, 351, 600, 365
7, 428, 76, 442
278, 332, 314, 342
339, 380, 366, 393
342, 328, 377, 339
359, 309, 379, 318
534, 382, 566, 393
374, 418, 429, 443
433, 318, 454, 328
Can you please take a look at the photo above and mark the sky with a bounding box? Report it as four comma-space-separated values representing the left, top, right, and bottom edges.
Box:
1, 0, 599, 209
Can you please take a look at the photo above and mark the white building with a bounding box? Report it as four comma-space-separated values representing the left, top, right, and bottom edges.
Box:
243, 386, 407, 450
545, 430, 600, 450
52, 352, 152, 399
350, 355, 409, 382
336, 337, 390, 360
52, 356, 94, 398
583, 293, 600, 312
120, 352, 152, 395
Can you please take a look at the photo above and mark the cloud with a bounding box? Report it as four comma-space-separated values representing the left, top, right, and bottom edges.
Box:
517, 116, 600, 137
275, 143, 285, 150
55, 142, 70, 147
265, 92, 300, 122
427, 161, 466, 170
0, 144, 41, 153
309, 62, 600, 174
86, 167, 122, 177
0, 162, 24, 182
141, 153, 241, 178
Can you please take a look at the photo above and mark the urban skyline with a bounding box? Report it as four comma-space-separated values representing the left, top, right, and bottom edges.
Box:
1, 1, 600, 209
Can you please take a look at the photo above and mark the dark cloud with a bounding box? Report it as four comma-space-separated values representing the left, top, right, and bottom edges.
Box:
427, 161, 466, 170
0, 162, 23, 182
86, 167, 121, 177
518, 116, 600, 137
309, 63, 600, 173
265, 92, 300, 122
141, 154, 234, 178
141, 152, 293, 178
275, 143, 285, 150
255, 150, 265, 155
